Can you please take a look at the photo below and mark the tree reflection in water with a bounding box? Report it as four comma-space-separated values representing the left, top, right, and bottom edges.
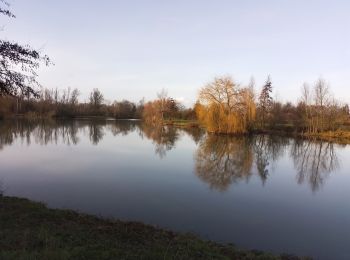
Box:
139, 124, 205, 158
108, 120, 139, 136
180, 127, 205, 145
195, 133, 341, 192
0, 119, 81, 149
88, 122, 105, 145
0, 119, 343, 191
195, 134, 254, 191
139, 124, 179, 158
252, 135, 288, 184
290, 139, 340, 192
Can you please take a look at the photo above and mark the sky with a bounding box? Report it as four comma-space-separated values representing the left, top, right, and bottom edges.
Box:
1, 0, 349, 105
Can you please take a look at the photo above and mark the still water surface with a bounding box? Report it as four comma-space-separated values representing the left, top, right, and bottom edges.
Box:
1, 119, 350, 259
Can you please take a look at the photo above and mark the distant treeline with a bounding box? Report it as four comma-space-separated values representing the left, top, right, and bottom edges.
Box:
0, 88, 142, 119
0, 87, 195, 121
1, 76, 350, 135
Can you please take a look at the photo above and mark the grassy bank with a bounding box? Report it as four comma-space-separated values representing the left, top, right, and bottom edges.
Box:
0, 196, 309, 260
251, 129, 350, 144
164, 119, 200, 128
300, 131, 350, 144
263, 124, 350, 144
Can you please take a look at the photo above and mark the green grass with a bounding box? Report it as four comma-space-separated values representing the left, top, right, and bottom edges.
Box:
0, 196, 310, 260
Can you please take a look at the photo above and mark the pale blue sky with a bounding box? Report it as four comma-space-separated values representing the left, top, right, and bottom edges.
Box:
1, 0, 349, 105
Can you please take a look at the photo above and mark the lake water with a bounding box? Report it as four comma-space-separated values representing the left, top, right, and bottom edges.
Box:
1, 119, 350, 259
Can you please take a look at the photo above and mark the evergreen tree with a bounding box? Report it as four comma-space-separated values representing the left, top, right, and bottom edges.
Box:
258, 76, 273, 129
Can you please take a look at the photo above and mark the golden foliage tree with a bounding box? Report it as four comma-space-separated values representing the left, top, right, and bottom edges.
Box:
142, 100, 163, 125
196, 76, 256, 134
142, 90, 178, 125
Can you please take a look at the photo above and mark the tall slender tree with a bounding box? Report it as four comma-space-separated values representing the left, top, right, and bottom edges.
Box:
258, 76, 273, 129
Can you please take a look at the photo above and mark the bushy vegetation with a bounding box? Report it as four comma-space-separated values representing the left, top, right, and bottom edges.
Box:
142, 89, 196, 125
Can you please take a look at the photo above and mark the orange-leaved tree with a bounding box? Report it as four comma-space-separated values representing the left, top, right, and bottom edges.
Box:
196, 76, 256, 134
